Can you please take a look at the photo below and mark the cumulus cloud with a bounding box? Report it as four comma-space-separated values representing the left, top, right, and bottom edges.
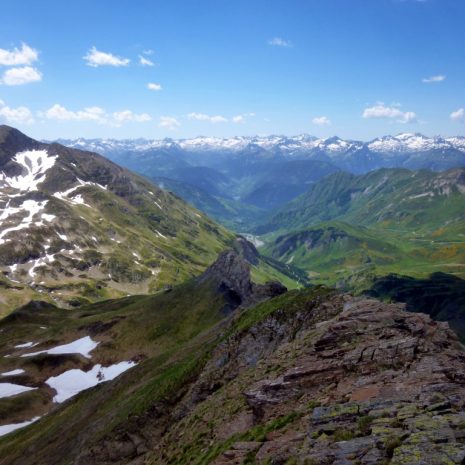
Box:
268, 37, 292, 47
42, 104, 151, 126
1, 66, 42, 85
44, 104, 106, 122
147, 82, 162, 91
0, 43, 38, 66
232, 113, 255, 124
139, 55, 154, 66
159, 116, 180, 130
112, 110, 151, 123
422, 75, 446, 83
312, 116, 332, 126
362, 103, 417, 123
0, 99, 34, 124
450, 108, 464, 122
83, 47, 130, 67
187, 112, 228, 123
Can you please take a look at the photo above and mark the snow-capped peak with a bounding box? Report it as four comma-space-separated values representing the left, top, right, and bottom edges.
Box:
59, 132, 465, 159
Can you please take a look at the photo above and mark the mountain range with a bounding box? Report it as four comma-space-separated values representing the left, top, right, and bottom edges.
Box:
60, 132, 465, 174
58, 133, 465, 230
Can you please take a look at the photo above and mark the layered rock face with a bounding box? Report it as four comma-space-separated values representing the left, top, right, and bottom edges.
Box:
241, 299, 465, 464
147, 293, 465, 465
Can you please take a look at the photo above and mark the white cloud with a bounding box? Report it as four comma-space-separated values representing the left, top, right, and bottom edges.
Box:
139, 55, 154, 66
422, 75, 446, 83
450, 108, 464, 122
147, 82, 162, 91
44, 104, 106, 123
159, 116, 180, 130
1, 66, 42, 85
112, 110, 151, 123
83, 47, 130, 67
312, 116, 332, 126
268, 37, 292, 47
362, 103, 417, 123
232, 113, 255, 124
0, 43, 38, 66
43, 104, 150, 126
187, 112, 228, 123
0, 99, 34, 124
232, 115, 245, 123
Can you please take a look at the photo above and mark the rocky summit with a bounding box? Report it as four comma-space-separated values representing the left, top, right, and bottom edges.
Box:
148, 293, 465, 465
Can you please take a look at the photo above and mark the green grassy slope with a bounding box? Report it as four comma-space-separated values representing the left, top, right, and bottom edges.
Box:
0, 279, 230, 464
258, 168, 465, 289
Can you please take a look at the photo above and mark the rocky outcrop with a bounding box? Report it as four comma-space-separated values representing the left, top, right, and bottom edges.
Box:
198, 247, 287, 311
151, 293, 465, 465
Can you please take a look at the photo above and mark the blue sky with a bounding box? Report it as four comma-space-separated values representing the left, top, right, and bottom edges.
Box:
0, 0, 464, 140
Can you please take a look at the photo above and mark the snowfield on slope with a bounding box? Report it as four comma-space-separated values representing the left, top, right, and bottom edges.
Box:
46, 361, 137, 403
21, 336, 99, 359
0, 382, 36, 399
0, 150, 57, 192
1, 369, 26, 376
0, 416, 41, 438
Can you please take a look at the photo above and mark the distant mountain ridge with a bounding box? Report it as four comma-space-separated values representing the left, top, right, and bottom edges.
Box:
58, 132, 465, 155
56, 132, 465, 230
58, 132, 465, 173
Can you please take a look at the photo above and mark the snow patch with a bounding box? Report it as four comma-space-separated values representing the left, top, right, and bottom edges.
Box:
0, 383, 36, 399
46, 361, 137, 403
52, 177, 106, 208
0, 199, 49, 245
22, 336, 99, 359
0, 416, 41, 437
28, 253, 55, 278
41, 213, 56, 222
14, 342, 36, 349
0, 150, 57, 192
1, 369, 25, 376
